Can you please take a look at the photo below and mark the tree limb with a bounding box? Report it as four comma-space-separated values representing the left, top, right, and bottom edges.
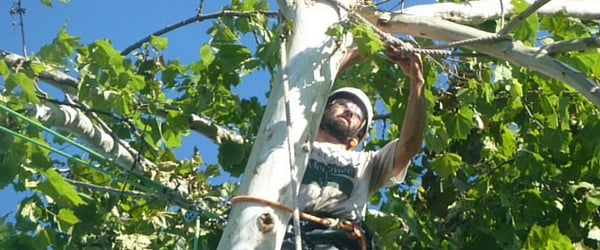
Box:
402, 0, 600, 25
358, 6, 600, 108
1, 49, 78, 94
121, 10, 278, 55
189, 114, 244, 145
543, 35, 600, 55
28, 102, 155, 172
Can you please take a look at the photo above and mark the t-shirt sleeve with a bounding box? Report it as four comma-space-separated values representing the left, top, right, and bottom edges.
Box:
367, 139, 410, 193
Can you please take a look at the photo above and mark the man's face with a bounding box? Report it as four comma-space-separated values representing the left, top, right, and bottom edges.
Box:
320, 98, 366, 141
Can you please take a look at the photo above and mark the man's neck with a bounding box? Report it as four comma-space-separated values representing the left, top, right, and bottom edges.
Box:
315, 130, 349, 150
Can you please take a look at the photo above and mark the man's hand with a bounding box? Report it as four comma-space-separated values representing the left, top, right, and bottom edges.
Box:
385, 45, 425, 85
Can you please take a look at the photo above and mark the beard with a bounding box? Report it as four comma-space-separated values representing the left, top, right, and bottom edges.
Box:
319, 108, 363, 142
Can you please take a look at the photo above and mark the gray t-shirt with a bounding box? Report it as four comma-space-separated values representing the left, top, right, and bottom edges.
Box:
297, 139, 409, 221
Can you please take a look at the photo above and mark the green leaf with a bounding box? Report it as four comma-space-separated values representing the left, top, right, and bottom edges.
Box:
431, 152, 462, 179
510, 0, 538, 46
500, 125, 517, 157
326, 23, 346, 41
90, 39, 124, 72
43, 169, 86, 206
218, 141, 248, 177
200, 44, 216, 66
57, 208, 80, 225
6, 73, 40, 103
38, 25, 80, 65
443, 106, 474, 140
242, 0, 257, 11
39, 0, 52, 7
568, 182, 594, 194
350, 23, 385, 56
525, 224, 573, 249
0, 60, 9, 76
150, 36, 168, 51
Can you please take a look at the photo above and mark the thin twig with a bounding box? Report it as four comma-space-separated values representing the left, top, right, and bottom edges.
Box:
543, 35, 600, 56
66, 178, 157, 199
198, 0, 206, 15
121, 10, 278, 56
498, 0, 551, 35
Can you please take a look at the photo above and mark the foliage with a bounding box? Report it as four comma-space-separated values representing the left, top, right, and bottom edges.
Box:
1, 0, 600, 249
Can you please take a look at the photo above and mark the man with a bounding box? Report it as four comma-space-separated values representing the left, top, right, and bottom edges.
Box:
281, 50, 426, 250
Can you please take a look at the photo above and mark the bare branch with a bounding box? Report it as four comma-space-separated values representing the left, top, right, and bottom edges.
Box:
121, 10, 278, 55
29, 101, 155, 173
1, 50, 79, 93
498, 0, 551, 35
543, 35, 600, 55
189, 114, 245, 145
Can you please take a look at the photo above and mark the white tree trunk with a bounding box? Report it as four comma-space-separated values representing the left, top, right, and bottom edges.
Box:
217, 0, 356, 249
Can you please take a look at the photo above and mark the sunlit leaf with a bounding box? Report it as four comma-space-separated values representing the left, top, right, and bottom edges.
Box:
525, 224, 573, 249
43, 170, 86, 206
350, 23, 385, 56
57, 208, 80, 225
510, 0, 538, 45
431, 152, 462, 179
200, 44, 216, 66
443, 106, 474, 140
6, 73, 39, 103
38, 25, 80, 65
150, 36, 168, 51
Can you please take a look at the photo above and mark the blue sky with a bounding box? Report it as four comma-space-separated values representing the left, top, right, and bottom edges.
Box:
0, 0, 433, 224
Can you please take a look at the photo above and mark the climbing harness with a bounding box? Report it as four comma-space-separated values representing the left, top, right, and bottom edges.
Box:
231, 195, 370, 250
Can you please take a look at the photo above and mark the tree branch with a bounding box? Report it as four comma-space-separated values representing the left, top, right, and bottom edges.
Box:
189, 114, 244, 145
402, 0, 600, 25
28, 102, 155, 172
121, 10, 278, 55
358, 6, 600, 108
1, 49, 79, 93
543, 35, 600, 55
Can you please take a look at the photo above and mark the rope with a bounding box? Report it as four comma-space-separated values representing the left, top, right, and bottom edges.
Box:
326, 0, 512, 56
278, 12, 303, 250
